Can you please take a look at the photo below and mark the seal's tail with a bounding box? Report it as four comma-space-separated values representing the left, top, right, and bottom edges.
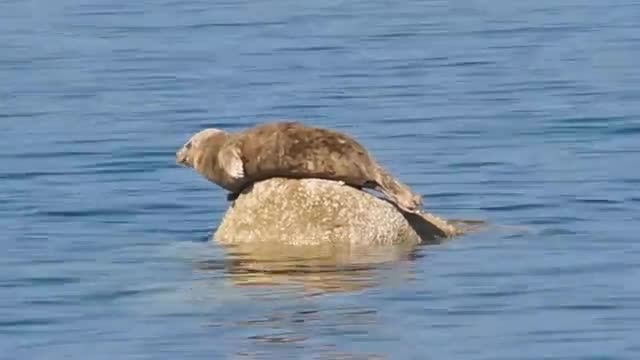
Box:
372, 166, 423, 213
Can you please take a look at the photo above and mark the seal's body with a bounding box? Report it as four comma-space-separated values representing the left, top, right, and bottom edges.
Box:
176, 121, 423, 213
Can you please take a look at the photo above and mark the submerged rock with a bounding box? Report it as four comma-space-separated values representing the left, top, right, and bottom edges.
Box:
213, 177, 467, 246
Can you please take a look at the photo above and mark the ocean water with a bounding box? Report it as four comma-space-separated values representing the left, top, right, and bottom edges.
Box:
2, 0, 639, 359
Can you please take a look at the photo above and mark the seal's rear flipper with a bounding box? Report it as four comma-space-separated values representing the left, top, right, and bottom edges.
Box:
370, 171, 423, 213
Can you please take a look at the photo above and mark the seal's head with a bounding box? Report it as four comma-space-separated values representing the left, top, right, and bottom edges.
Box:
176, 128, 228, 170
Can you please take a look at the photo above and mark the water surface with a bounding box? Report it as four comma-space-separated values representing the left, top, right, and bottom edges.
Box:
2, 0, 639, 359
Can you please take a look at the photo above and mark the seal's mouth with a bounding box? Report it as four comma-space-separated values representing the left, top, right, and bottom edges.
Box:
176, 147, 190, 166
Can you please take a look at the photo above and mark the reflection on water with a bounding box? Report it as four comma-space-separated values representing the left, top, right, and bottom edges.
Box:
182, 239, 418, 359
197, 240, 424, 295
193, 215, 487, 297
183, 220, 486, 358
212, 303, 389, 359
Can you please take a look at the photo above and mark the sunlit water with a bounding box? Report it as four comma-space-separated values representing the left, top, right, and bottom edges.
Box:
2, 0, 639, 359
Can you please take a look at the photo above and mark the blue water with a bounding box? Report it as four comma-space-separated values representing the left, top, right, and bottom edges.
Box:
2, 0, 639, 359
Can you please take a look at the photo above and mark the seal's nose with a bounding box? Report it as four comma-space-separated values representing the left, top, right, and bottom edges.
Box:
176, 147, 188, 165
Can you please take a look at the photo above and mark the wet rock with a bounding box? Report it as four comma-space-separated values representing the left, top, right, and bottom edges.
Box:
213, 177, 466, 246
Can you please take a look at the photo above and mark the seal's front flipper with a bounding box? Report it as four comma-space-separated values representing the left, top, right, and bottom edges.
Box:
218, 144, 245, 180
226, 192, 240, 202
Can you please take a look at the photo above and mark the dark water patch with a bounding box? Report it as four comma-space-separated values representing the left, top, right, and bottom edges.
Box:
68, 9, 146, 16
0, 111, 50, 119
0, 318, 59, 328
575, 148, 640, 156
248, 333, 306, 344
480, 203, 550, 212
94, 150, 175, 162
471, 24, 586, 37
380, 61, 434, 71
0, 171, 69, 180
380, 133, 421, 140
612, 126, 640, 135
109, 55, 181, 65
442, 307, 507, 316
0, 167, 163, 181
448, 161, 505, 169
471, 178, 609, 186
556, 115, 630, 126
125, 73, 185, 83
171, 107, 210, 116
186, 21, 288, 29
138, 202, 192, 212
526, 328, 617, 337
364, 91, 427, 100
366, 32, 420, 40
380, 290, 439, 303
11, 150, 108, 160
573, 198, 621, 204
54, 137, 132, 145
79, 287, 167, 302
277, 46, 346, 53
428, 60, 496, 68
317, 93, 368, 101
124, 83, 197, 92
55, 92, 99, 100
76, 25, 184, 34
423, 192, 473, 199
319, 72, 372, 80
270, 103, 331, 111
531, 262, 637, 276
541, 303, 622, 312
0, 276, 80, 288
368, 116, 432, 125
77, 158, 174, 173
549, 117, 638, 135
538, 228, 577, 236
464, 288, 535, 299
441, 271, 515, 279
36, 208, 139, 218
245, 80, 290, 87
22, 298, 81, 306
83, 167, 161, 176
493, 79, 581, 94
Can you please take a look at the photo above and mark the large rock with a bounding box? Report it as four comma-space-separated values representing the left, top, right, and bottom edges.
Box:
213, 177, 467, 246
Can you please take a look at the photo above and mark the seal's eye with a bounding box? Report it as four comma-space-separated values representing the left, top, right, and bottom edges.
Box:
185, 141, 192, 149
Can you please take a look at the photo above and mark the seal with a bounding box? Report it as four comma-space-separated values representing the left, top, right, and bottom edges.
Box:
176, 121, 423, 213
